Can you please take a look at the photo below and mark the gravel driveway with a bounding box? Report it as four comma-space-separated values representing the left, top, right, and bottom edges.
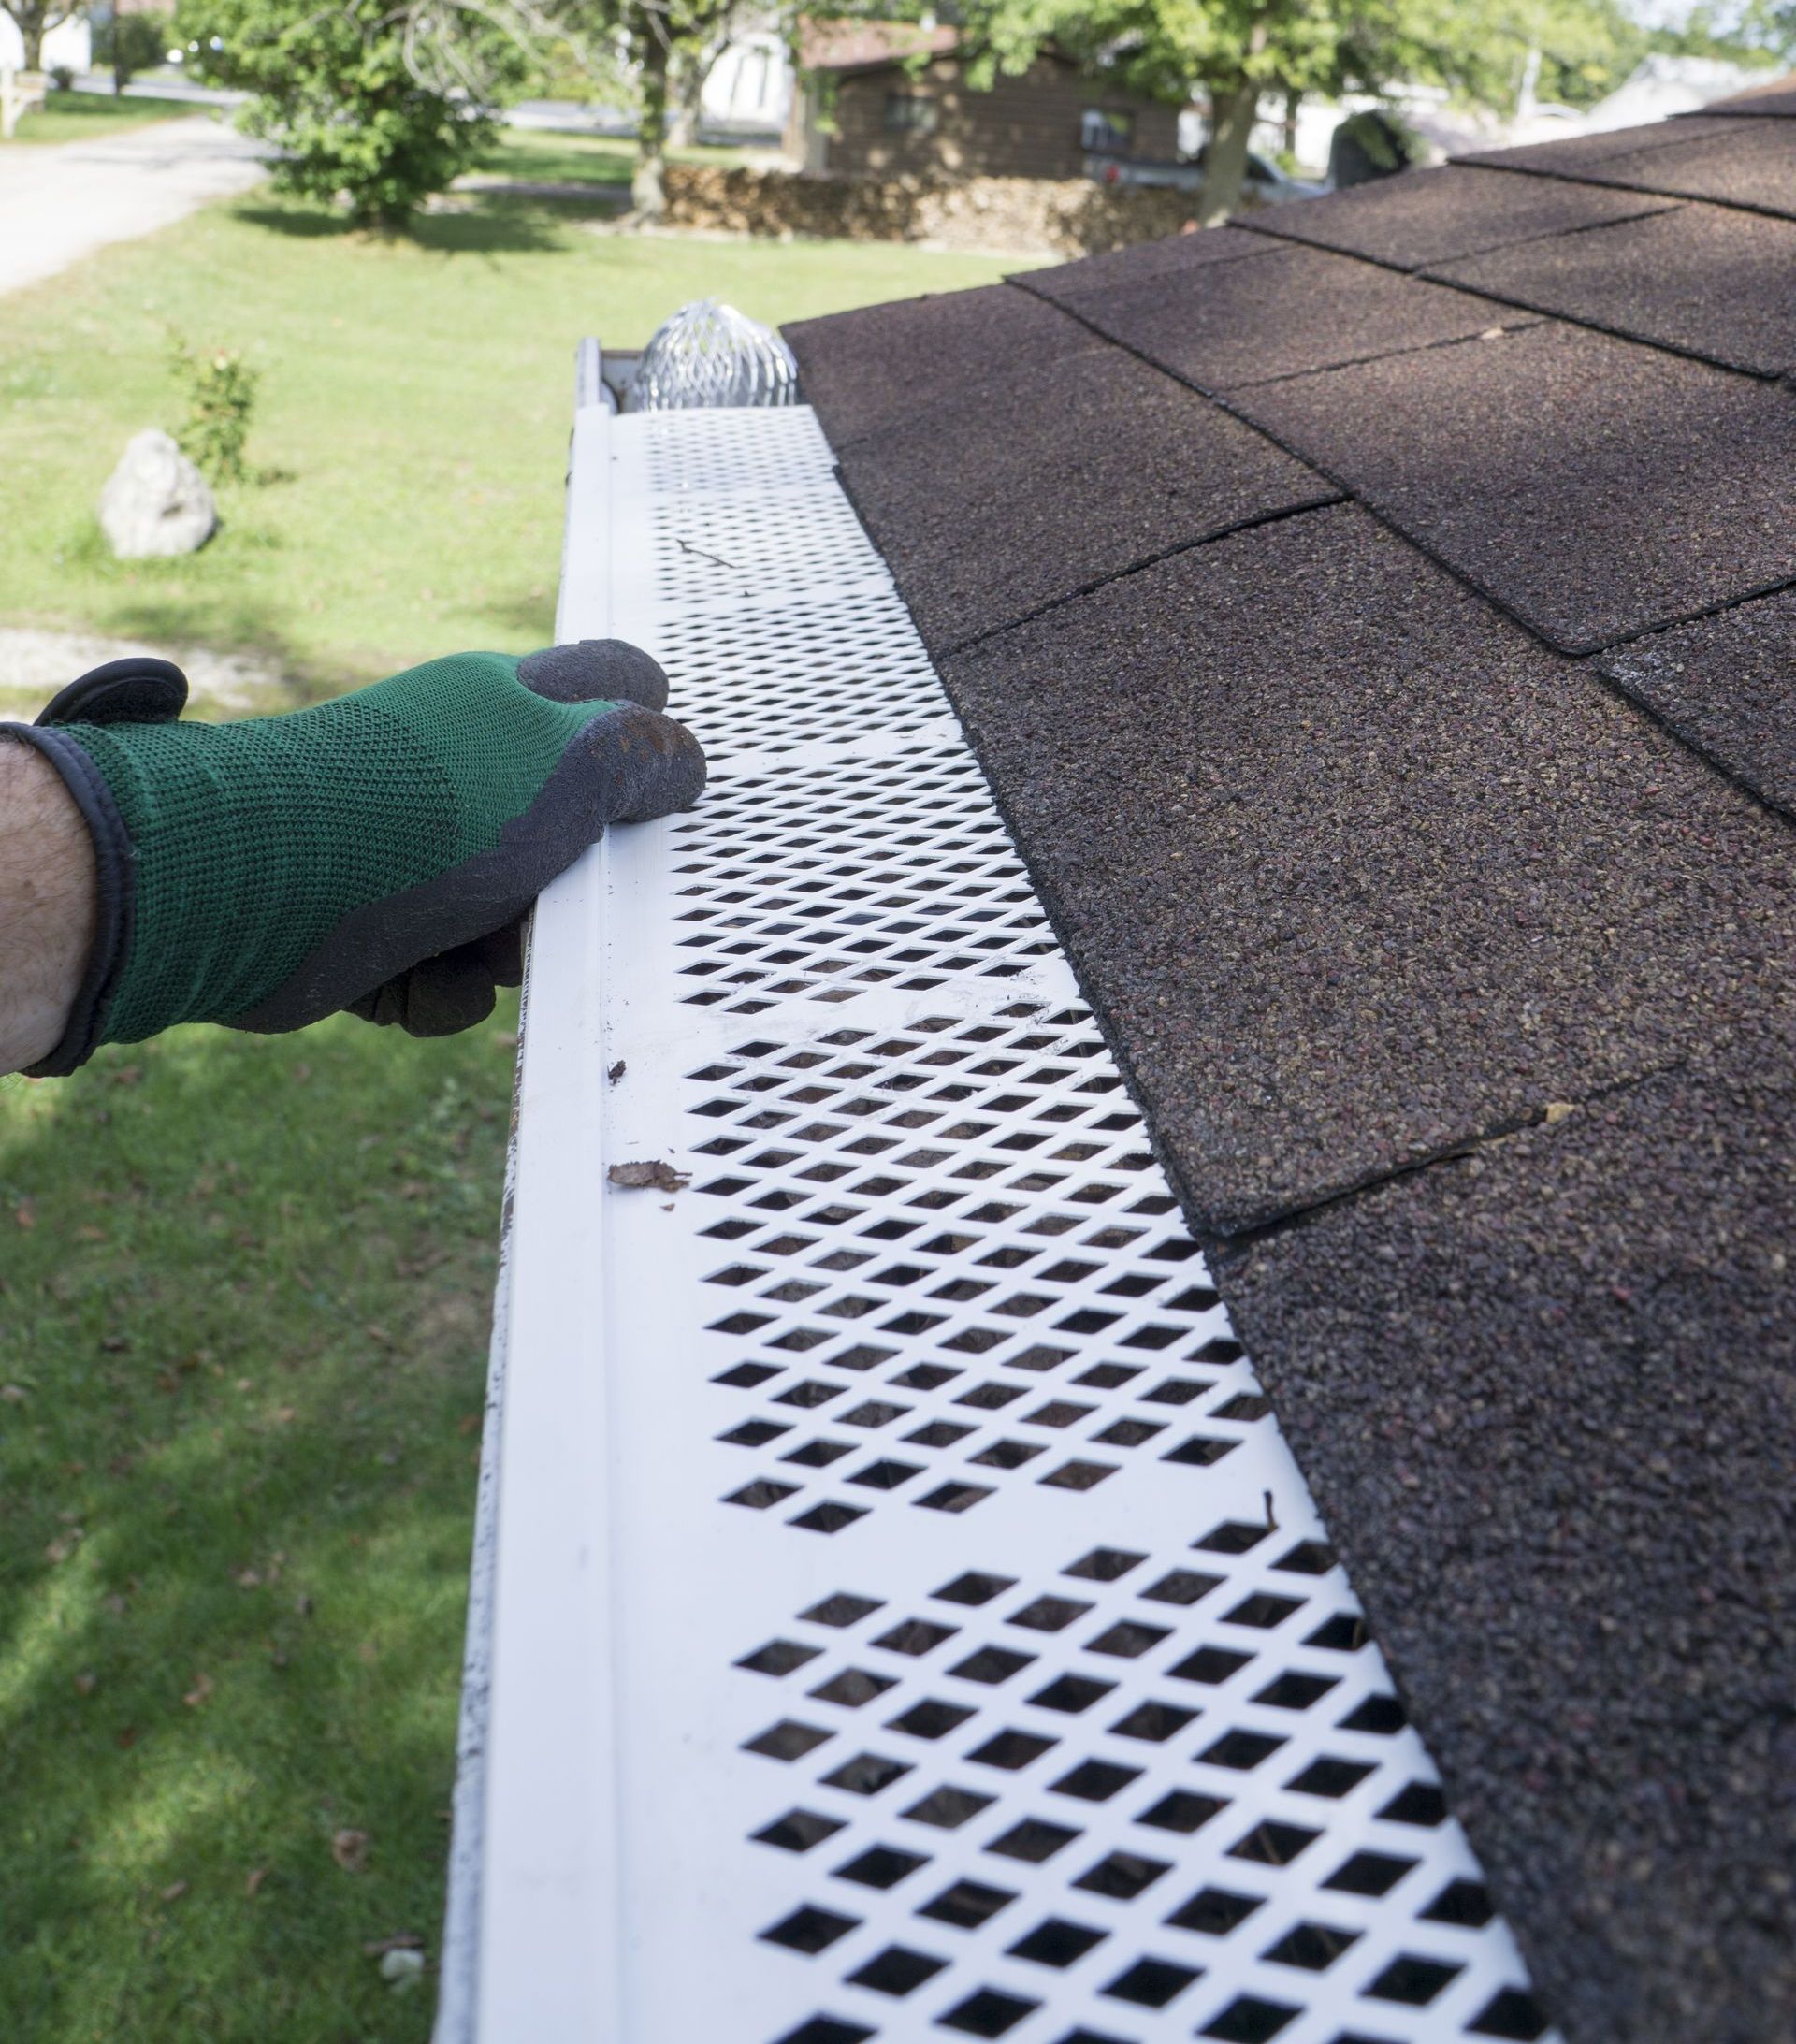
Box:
0, 113, 268, 299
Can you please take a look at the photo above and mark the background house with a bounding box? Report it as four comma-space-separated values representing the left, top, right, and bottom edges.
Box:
786, 21, 1180, 180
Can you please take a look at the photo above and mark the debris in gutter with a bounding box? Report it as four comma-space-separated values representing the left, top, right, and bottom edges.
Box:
608, 1160, 690, 1193
607, 1060, 627, 1085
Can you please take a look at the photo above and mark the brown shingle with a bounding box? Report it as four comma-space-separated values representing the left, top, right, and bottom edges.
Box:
1427, 201, 1796, 376
1596, 585, 1796, 819
1694, 71, 1796, 116
833, 344, 1334, 652
1454, 111, 1743, 174
1237, 163, 1673, 271
1012, 223, 1273, 306
1036, 239, 1520, 392
1470, 116, 1796, 220
1232, 320, 1796, 654
1218, 1023, 1796, 2044
786, 285, 1089, 446
939, 504, 1796, 1234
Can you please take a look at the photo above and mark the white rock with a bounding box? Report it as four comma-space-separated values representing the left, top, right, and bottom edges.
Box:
98, 429, 216, 559
380, 1947, 427, 1991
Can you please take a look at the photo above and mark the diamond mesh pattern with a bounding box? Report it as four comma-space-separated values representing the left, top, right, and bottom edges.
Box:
736, 1537, 1547, 2044
464, 404, 1561, 2044
672, 747, 1055, 1014
693, 1003, 1261, 1529
644, 585, 950, 762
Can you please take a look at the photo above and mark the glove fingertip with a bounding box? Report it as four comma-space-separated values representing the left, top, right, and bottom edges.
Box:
517, 640, 669, 713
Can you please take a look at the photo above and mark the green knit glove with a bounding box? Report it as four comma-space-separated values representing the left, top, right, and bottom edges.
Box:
5, 643, 705, 1076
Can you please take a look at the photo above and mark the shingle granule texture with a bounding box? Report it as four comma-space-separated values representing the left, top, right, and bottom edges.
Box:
1596, 586, 1796, 819
1427, 200, 1796, 375
832, 345, 1336, 653
1010, 222, 1273, 307
940, 506, 1796, 1235
1454, 112, 1744, 174
784, 285, 1087, 445
1214, 1026, 1796, 2044
1232, 321, 1796, 654
1237, 163, 1673, 270
1686, 74, 1796, 116
1051, 239, 1519, 391
1481, 116, 1796, 219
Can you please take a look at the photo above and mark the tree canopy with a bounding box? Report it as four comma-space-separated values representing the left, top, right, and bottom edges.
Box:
941, 0, 1665, 217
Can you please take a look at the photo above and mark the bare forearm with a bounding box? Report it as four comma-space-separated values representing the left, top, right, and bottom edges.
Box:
0, 739, 96, 1074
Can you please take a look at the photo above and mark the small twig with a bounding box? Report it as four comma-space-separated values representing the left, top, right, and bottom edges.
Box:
676, 535, 741, 573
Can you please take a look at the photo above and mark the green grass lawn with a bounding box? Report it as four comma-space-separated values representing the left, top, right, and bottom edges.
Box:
0, 194, 1024, 710
5, 88, 198, 146
471, 127, 751, 187
0, 1013, 514, 2041
0, 189, 1027, 2041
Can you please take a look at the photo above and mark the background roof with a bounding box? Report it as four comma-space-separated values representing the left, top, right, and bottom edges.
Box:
786, 93, 1796, 2044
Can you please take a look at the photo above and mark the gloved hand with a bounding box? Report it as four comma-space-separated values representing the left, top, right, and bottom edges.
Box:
3, 641, 704, 1076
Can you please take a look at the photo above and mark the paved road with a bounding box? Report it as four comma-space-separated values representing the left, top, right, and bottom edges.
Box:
0, 113, 267, 298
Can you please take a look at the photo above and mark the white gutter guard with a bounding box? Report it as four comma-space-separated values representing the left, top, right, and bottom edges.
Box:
436, 356, 1557, 2044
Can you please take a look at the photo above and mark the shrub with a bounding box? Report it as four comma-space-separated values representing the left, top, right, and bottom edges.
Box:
177, 0, 520, 230
48, 64, 76, 90
171, 340, 259, 485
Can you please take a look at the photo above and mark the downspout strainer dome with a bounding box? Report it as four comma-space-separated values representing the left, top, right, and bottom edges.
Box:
626, 298, 799, 413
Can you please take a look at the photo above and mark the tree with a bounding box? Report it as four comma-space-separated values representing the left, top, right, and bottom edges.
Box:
616, 0, 756, 215
177, 0, 527, 230
948, 0, 1651, 223
330, 0, 780, 220
1644, 0, 1795, 65
2, 0, 76, 73
94, 10, 170, 94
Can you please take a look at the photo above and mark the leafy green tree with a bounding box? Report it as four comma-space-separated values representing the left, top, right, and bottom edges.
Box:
950, 0, 1650, 223
177, 0, 526, 230
94, 11, 169, 94
1, 0, 77, 73
1644, 0, 1794, 65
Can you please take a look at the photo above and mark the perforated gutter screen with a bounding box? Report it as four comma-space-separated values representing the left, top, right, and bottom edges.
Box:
433, 361, 1558, 2044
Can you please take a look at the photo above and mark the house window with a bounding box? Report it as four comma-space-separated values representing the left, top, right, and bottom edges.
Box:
884, 92, 939, 135
1081, 108, 1135, 155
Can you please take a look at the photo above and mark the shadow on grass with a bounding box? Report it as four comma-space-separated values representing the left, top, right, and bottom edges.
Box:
0, 1011, 516, 2041
233, 197, 571, 256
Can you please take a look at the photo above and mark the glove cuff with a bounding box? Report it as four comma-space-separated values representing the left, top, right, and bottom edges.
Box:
2, 724, 134, 1078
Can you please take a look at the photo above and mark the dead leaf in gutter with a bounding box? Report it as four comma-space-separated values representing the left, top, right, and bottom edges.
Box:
608, 1160, 689, 1193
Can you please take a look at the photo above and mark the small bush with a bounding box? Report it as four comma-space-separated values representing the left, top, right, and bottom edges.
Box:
178, 0, 522, 230
171, 340, 260, 485
48, 64, 76, 91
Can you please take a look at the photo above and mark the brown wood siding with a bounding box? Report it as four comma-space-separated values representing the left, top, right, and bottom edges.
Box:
822, 56, 1179, 181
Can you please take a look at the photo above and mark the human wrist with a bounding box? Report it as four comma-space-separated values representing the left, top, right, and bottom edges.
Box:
0, 736, 99, 1074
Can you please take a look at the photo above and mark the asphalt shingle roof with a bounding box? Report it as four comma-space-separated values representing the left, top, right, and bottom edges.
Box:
1427, 200, 1796, 375
1461, 113, 1796, 218
1230, 319, 1796, 653
1020, 238, 1528, 389
1234, 161, 1674, 269
1596, 586, 1796, 818
833, 343, 1336, 651
782, 94, 1796, 2044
